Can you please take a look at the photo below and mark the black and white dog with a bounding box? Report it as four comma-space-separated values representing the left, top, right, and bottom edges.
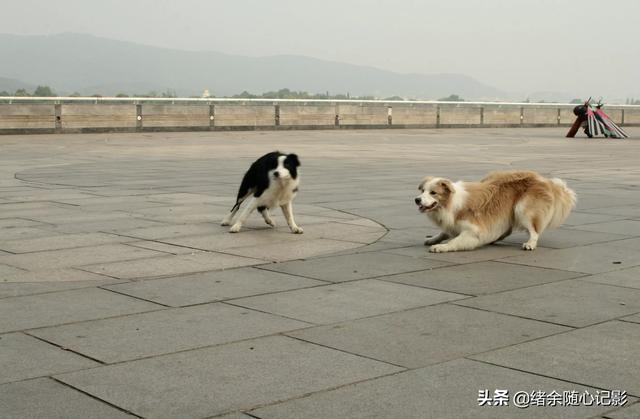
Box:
221, 151, 303, 234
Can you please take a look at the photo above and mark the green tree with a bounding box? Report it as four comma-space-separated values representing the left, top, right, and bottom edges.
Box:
228, 88, 384, 100
69, 92, 82, 97
233, 91, 258, 99
438, 94, 463, 102
116, 93, 129, 97
14, 88, 30, 97
161, 89, 177, 98
570, 98, 584, 104
0, 90, 10, 96
33, 85, 56, 96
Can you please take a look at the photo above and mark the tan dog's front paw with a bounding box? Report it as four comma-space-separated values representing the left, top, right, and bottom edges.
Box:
229, 224, 242, 233
428, 244, 450, 253
522, 242, 537, 251
291, 226, 304, 234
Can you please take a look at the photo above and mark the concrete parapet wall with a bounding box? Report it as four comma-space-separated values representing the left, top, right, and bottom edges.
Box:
0, 98, 638, 134
0, 104, 54, 129
623, 108, 640, 124
602, 108, 622, 124
522, 106, 558, 125
439, 104, 482, 125
338, 104, 388, 126
279, 104, 335, 126
143, 104, 210, 128
392, 104, 437, 125
483, 105, 521, 125
61, 104, 137, 129
559, 107, 577, 125
214, 103, 274, 127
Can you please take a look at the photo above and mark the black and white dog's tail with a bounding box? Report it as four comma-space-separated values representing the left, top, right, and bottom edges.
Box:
229, 176, 254, 212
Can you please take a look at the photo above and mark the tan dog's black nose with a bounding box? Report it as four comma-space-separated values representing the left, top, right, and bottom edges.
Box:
273, 171, 280, 178
415, 197, 421, 205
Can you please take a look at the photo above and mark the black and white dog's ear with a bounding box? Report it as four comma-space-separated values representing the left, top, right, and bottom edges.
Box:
286, 153, 300, 167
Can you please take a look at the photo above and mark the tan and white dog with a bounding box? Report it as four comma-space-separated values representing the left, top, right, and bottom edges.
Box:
415, 171, 576, 252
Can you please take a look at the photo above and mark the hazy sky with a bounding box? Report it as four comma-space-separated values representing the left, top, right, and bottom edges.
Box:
3, 0, 639, 99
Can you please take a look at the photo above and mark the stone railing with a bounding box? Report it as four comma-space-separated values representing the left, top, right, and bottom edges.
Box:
1, 97, 638, 134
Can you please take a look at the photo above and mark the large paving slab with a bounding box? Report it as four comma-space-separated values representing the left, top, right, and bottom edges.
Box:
470, 321, 640, 397
568, 220, 640, 236
157, 230, 305, 251
581, 205, 640, 217
606, 236, 640, 250
55, 335, 402, 419
385, 242, 532, 263
25, 210, 158, 225
0, 267, 115, 284
299, 221, 387, 243
0, 277, 122, 299
0, 232, 134, 253
230, 279, 466, 324
0, 288, 162, 332
622, 313, 640, 324
251, 358, 617, 419
562, 211, 626, 226
579, 265, 640, 289
51, 217, 170, 233
0, 333, 98, 384
0, 217, 48, 228
0, 378, 135, 418
456, 279, 640, 327
604, 401, 640, 419
498, 243, 640, 274
376, 225, 443, 245
0, 263, 26, 277
572, 194, 640, 211
114, 222, 222, 240
103, 266, 324, 307
380, 261, 584, 295
503, 228, 631, 249
31, 303, 309, 363
215, 413, 254, 419
289, 304, 569, 368
328, 240, 413, 256
0, 243, 165, 270
0, 226, 63, 241
123, 239, 199, 254
222, 238, 366, 262
78, 251, 264, 280
258, 252, 453, 282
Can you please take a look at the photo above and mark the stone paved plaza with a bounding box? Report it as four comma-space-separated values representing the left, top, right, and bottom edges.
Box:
0, 128, 639, 418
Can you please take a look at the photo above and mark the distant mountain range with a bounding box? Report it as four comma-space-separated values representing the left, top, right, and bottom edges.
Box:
0, 33, 507, 99
0, 76, 35, 93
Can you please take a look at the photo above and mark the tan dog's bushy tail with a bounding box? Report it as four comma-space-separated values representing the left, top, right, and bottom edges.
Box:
547, 178, 577, 229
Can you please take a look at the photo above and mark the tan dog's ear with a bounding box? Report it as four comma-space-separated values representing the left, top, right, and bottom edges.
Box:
438, 179, 453, 193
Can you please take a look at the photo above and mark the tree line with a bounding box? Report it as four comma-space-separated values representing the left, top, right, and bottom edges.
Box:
0, 85, 57, 97
3, 86, 640, 104
0, 86, 179, 98
0, 85, 468, 101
